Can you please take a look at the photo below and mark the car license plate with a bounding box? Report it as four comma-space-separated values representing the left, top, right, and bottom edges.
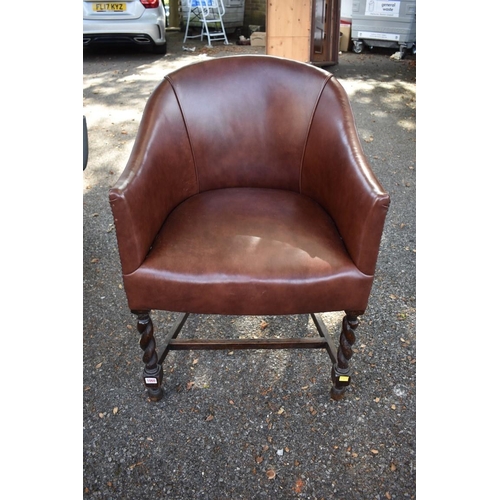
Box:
92, 3, 127, 12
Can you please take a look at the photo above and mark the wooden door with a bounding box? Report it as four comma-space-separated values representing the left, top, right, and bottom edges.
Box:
311, 0, 340, 65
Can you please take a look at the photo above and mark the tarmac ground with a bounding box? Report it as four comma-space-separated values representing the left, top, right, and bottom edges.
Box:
83, 29, 416, 499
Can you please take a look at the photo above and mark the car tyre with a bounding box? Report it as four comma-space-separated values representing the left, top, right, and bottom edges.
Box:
151, 41, 167, 55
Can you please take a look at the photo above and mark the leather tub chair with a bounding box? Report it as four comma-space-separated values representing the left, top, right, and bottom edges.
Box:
109, 55, 390, 402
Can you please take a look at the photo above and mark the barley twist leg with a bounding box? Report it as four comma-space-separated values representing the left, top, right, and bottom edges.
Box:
135, 311, 164, 401
331, 312, 359, 401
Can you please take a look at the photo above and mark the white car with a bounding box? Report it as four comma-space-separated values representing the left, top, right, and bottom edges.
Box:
83, 0, 167, 54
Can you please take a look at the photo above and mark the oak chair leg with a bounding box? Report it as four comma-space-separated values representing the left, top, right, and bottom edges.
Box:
135, 311, 164, 401
331, 312, 360, 401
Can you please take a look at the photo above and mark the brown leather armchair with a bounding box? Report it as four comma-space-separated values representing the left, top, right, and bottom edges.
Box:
109, 55, 390, 402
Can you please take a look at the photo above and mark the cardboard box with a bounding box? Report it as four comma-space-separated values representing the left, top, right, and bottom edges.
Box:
339, 23, 351, 52
250, 32, 266, 47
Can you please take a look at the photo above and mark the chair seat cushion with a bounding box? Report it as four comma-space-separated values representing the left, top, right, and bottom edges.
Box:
123, 188, 373, 315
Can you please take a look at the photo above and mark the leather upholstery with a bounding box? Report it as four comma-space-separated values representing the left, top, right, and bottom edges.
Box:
109, 55, 390, 316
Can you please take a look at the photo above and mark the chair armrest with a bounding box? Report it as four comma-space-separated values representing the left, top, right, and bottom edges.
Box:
109, 80, 198, 275
301, 78, 390, 276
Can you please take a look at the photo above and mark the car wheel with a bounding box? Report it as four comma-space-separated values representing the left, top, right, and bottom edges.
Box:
151, 42, 167, 55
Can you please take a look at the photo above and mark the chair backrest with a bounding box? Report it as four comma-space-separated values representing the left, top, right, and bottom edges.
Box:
145, 55, 344, 193
111, 55, 389, 278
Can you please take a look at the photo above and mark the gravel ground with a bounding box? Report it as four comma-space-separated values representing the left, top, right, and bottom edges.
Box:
83, 30, 416, 499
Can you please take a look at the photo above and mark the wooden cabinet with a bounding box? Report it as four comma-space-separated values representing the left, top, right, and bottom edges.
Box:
267, 0, 341, 66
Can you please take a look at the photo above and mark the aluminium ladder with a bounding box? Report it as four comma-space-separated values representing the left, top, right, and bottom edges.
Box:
183, 0, 229, 47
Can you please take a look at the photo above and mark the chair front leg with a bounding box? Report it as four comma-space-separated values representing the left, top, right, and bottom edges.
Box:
331, 311, 361, 401
134, 311, 164, 401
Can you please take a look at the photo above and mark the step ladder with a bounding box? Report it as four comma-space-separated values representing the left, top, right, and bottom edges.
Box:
183, 0, 229, 47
